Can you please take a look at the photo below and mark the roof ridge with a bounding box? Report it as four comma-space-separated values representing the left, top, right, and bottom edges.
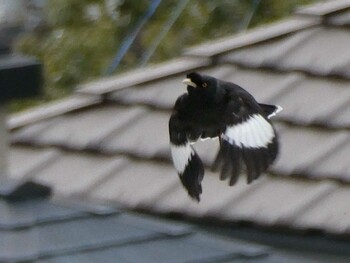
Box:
8, 94, 101, 130
8, 57, 209, 130
184, 1, 350, 58
295, 0, 350, 17
184, 17, 319, 58
77, 57, 210, 96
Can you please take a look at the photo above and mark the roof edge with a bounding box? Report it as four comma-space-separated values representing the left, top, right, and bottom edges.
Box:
8, 57, 209, 130
77, 57, 210, 96
8, 94, 101, 130
295, 0, 350, 17
184, 17, 319, 58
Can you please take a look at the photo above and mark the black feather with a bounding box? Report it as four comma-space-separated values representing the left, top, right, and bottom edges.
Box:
178, 152, 204, 202
169, 72, 281, 201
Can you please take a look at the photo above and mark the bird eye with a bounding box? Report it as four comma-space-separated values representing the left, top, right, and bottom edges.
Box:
202, 82, 207, 88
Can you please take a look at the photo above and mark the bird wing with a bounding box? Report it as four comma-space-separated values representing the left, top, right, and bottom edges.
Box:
212, 87, 279, 185
169, 95, 204, 201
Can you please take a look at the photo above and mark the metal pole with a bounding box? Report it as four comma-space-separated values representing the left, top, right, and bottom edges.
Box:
0, 105, 8, 179
106, 0, 162, 75
139, 0, 190, 67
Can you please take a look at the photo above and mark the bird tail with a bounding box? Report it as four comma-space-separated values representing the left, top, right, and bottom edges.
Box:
259, 104, 283, 119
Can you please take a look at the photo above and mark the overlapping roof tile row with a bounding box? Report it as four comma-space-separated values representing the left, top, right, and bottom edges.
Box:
2, 196, 281, 263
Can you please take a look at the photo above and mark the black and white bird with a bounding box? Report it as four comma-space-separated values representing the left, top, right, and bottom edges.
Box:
169, 72, 282, 201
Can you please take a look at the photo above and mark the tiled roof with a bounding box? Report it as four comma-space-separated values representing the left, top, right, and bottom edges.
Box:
7, 0, 350, 240
1, 196, 279, 263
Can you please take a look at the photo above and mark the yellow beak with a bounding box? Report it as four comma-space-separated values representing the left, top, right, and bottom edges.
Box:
182, 78, 197, 88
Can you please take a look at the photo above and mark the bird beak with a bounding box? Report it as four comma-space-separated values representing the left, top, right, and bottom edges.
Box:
182, 78, 197, 88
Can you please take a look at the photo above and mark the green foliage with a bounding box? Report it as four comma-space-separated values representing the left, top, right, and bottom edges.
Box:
17, 0, 119, 91
13, 0, 318, 112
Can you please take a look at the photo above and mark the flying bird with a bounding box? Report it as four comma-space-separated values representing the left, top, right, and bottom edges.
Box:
169, 72, 282, 201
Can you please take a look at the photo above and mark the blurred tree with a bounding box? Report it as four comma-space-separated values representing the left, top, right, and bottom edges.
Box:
17, 0, 119, 95
13, 0, 318, 111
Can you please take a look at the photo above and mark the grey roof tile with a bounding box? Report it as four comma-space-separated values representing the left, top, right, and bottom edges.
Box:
35, 215, 162, 258
310, 140, 350, 180
274, 76, 350, 126
115, 213, 192, 236
9, 146, 60, 179
222, 67, 300, 103
94, 165, 341, 234
0, 198, 117, 262
218, 176, 335, 227
148, 173, 265, 217
101, 109, 169, 158
109, 65, 234, 110
0, 196, 279, 263
224, 253, 320, 263
34, 153, 126, 196
294, 183, 350, 234
273, 125, 349, 177
326, 9, 350, 26
222, 26, 350, 78
328, 103, 350, 128
78, 57, 210, 96
38, 233, 267, 263
0, 199, 87, 230
109, 74, 187, 110
273, 27, 350, 77
90, 160, 179, 208
12, 105, 146, 150
295, 0, 350, 17
3, 197, 272, 263
8, 95, 101, 130
0, 228, 39, 262
11, 118, 55, 144
221, 27, 318, 69
185, 17, 318, 57
92, 164, 269, 218
51, 196, 120, 216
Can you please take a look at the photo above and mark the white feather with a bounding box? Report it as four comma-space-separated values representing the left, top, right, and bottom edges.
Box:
267, 105, 283, 119
247, 117, 260, 147
170, 143, 193, 174
224, 114, 275, 148
256, 115, 273, 143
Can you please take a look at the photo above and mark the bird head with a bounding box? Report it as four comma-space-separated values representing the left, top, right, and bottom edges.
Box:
182, 72, 217, 94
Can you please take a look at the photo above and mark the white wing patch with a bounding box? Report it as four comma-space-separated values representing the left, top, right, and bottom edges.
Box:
223, 114, 274, 148
171, 143, 194, 174
268, 105, 283, 119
